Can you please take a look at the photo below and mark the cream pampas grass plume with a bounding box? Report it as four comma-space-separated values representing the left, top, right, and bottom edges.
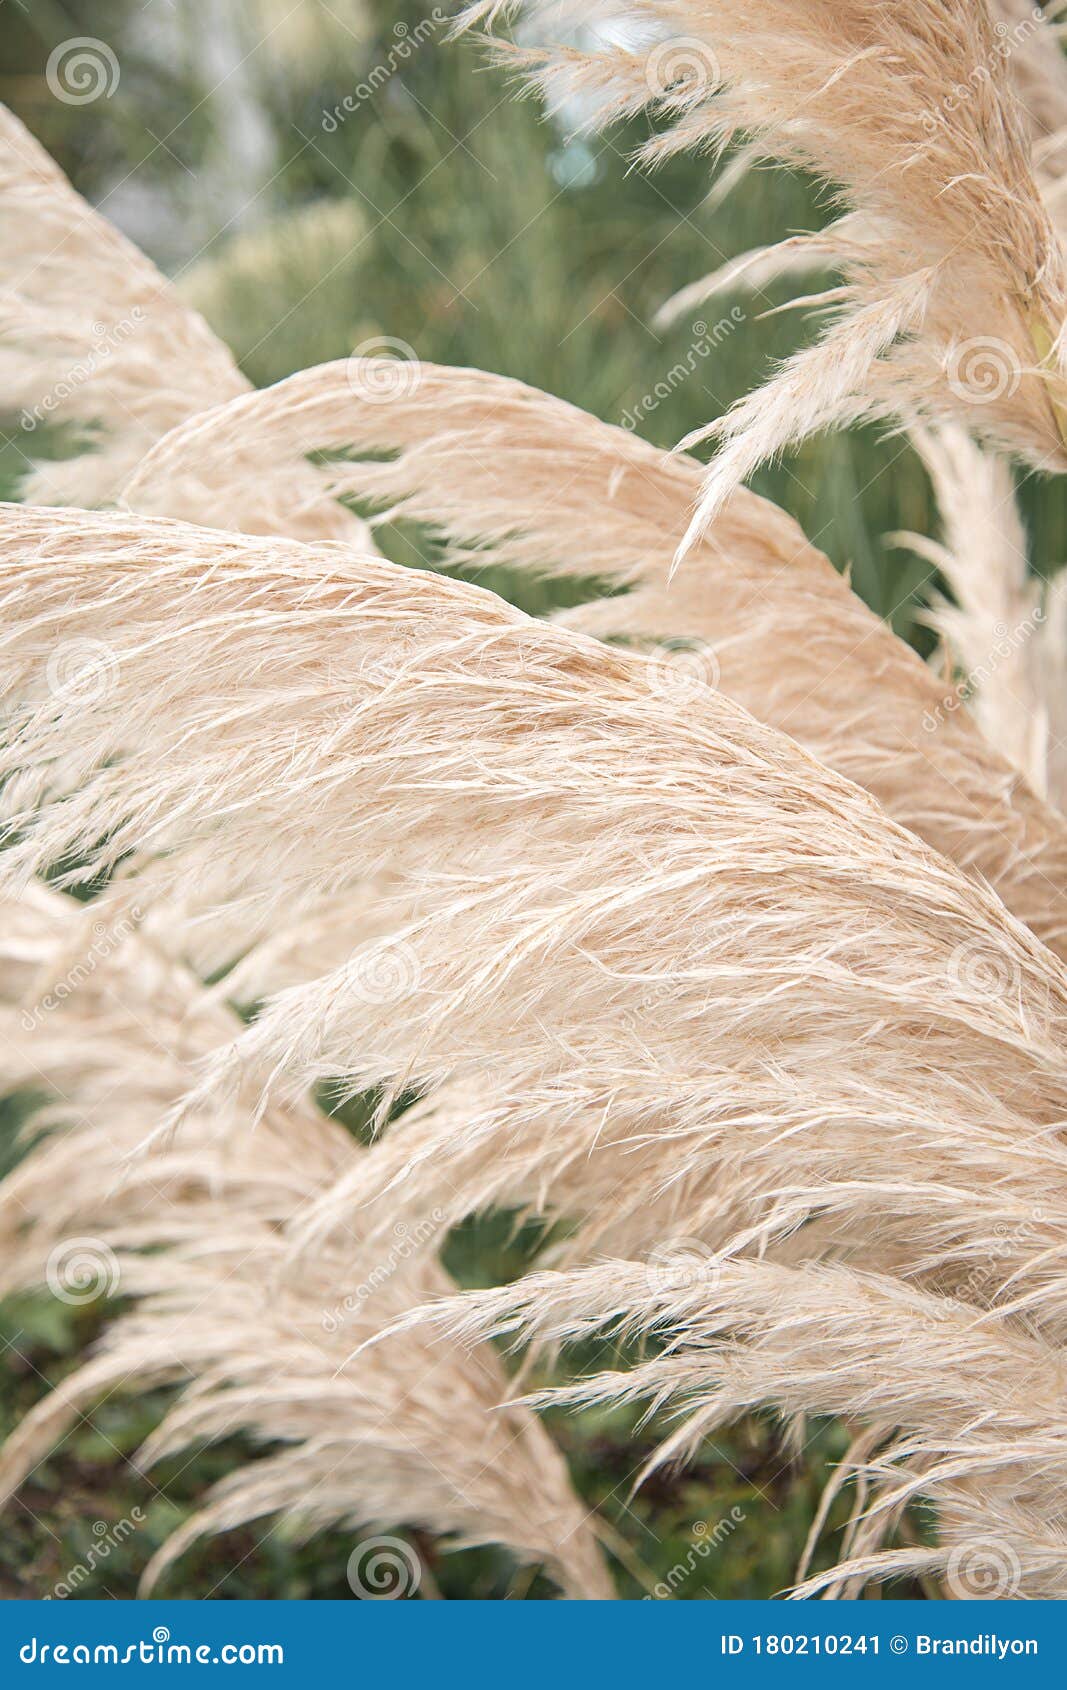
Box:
657, 2, 1067, 303
1038, 567, 1067, 813
663, 5, 1067, 248
10, 507, 1067, 1587
896, 425, 1052, 797
387, 1257, 1067, 1599
461, 0, 1067, 548
0, 106, 368, 544
5, 507, 1067, 1342
992, 0, 1067, 209
0, 886, 612, 1600
120, 359, 1067, 956
893, 423, 1067, 824
0, 107, 245, 507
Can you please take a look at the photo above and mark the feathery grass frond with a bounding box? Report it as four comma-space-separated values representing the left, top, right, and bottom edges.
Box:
4, 507, 1067, 1348
460, 0, 1067, 548
0, 106, 368, 545
0, 106, 245, 506
386, 1255, 1067, 1597
0, 885, 612, 1600
120, 360, 1067, 955
652, 227, 849, 333
1039, 566, 1067, 811
898, 425, 1049, 795
662, 5, 1067, 317
993, 0, 1067, 197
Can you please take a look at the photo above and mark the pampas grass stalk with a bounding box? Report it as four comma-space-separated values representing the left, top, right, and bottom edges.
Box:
897, 425, 1051, 796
